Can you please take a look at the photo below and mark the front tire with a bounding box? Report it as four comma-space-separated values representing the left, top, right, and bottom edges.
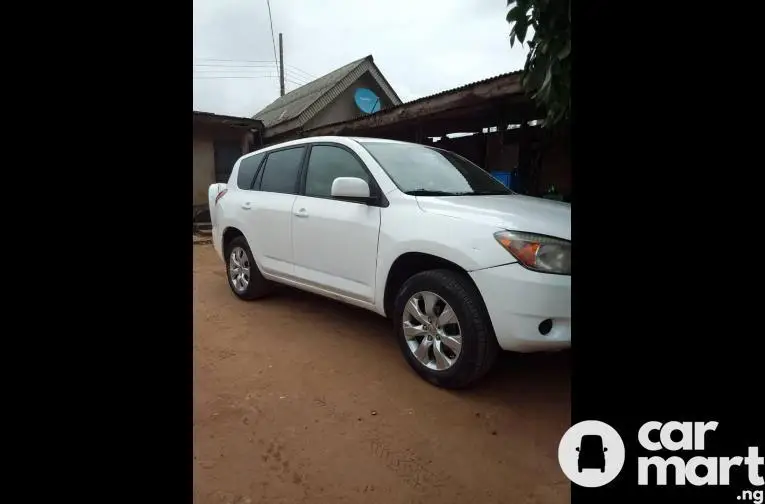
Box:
225, 236, 271, 300
393, 269, 499, 389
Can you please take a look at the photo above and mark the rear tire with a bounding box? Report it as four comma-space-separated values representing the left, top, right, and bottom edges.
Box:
393, 269, 499, 389
225, 236, 271, 300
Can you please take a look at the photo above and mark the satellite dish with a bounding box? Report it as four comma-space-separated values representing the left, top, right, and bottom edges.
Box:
354, 88, 381, 114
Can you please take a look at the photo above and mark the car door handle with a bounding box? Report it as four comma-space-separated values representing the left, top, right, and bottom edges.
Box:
294, 208, 309, 218
241, 202, 252, 210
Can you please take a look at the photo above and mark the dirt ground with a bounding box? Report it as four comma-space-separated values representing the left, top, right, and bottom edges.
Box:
194, 244, 571, 504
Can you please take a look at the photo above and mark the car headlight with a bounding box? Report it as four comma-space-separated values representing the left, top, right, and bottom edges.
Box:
493, 231, 571, 275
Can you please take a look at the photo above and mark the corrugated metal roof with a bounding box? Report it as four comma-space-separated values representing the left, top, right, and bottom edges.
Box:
302, 70, 524, 134
403, 70, 523, 106
253, 56, 370, 128
193, 110, 263, 129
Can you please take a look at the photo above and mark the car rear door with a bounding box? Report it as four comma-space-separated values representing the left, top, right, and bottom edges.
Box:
242, 146, 307, 278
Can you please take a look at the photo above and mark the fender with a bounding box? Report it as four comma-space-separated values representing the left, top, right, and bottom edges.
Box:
372, 207, 516, 315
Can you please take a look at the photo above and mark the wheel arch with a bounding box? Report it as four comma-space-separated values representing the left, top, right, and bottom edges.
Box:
382, 252, 483, 318
221, 226, 245, 257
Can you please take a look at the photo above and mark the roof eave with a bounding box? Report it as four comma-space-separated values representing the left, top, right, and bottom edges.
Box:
263, 117, 303, 138
193, 111, 264, 130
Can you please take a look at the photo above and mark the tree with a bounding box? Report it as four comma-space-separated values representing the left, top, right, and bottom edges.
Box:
507, 0, 571, 127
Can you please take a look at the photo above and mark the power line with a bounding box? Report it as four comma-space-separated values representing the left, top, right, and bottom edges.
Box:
283, 76, 308, 85
193, 75, 308, 86
284, 65, 315, 80
193, 75, 280, 80
194, 56, 273, 63
193, 75, 309, 91
194, 63, 277, 68
193, 63, 308, 79
193, 71, 307, 85
194, 69, 308, 86
193, 67, 278, 73
194, 57, 274, 63
265, 0, 278, 70
194, 57, 316, 79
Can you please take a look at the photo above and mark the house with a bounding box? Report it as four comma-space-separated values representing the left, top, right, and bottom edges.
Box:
193, 111, 264, 215
253, 55, 402, 145
302, 71, 569, 200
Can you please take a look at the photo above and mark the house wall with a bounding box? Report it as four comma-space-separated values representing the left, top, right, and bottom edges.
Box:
304, 72, 396, 130
193, 125, 252, 208
193, 136, 216, 207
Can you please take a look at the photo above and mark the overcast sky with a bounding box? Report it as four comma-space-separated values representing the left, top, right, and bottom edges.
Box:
193, 0, 529, 118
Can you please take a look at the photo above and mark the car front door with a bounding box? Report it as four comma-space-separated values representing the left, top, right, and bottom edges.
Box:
291, 143, 382, 303
243, 146, 306, 278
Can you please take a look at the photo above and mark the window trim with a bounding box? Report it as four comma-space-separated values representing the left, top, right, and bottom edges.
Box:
297, 142, 389, 208
252, 157, 265, 190
253, 145, 308, 195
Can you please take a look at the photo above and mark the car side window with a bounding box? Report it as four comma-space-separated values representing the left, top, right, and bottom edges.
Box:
236, 152, 265, 190
258, 147, 306, 195
305, 145, 370, 199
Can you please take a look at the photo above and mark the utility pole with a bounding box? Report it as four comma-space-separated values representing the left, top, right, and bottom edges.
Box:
278, 33, 285, 96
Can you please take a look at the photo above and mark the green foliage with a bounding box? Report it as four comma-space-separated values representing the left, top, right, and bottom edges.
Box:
507, 0, 571, 126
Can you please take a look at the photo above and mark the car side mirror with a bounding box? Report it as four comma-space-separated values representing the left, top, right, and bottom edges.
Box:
331, 177, 375, 204
603, 447, 608, 452
575, 447, 579, 452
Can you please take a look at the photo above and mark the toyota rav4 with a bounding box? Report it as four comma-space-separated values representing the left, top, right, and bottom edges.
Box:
208, 136, 570, 388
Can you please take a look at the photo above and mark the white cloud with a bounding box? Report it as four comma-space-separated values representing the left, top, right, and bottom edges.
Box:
193, 0, 529, 117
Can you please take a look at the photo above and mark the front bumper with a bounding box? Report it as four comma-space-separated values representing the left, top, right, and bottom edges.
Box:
469, 263, 571, 352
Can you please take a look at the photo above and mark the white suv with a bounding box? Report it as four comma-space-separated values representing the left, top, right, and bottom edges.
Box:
208, 136, 570, 388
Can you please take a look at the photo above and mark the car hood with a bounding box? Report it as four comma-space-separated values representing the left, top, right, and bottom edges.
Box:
415, 194, 571, 240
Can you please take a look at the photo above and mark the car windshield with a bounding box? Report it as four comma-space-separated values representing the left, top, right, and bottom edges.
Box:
361, 141, 513, 196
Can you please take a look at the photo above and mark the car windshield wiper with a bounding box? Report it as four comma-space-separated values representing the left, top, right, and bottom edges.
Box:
463, 190, 513, 196
404, 189, 466, 196
405, 189, 513, 196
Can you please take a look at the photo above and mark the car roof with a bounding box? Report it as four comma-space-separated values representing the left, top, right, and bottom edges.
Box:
349, 137, 412, 145
258, 136, 419, 150
242, 136, 435, 164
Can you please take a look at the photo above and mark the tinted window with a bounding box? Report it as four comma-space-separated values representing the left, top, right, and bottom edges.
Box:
259, 147, 305, 194
361, 142, 512, 196
236, 152, 265, 190
305, 145, 370, 198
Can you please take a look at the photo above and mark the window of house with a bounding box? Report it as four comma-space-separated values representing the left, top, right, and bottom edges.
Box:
305, 145, 370, 199
236, 152, 265, 190
258, 147, 306, 194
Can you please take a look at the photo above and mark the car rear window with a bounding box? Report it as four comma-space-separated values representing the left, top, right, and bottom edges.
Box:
236, 152, 266, 190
